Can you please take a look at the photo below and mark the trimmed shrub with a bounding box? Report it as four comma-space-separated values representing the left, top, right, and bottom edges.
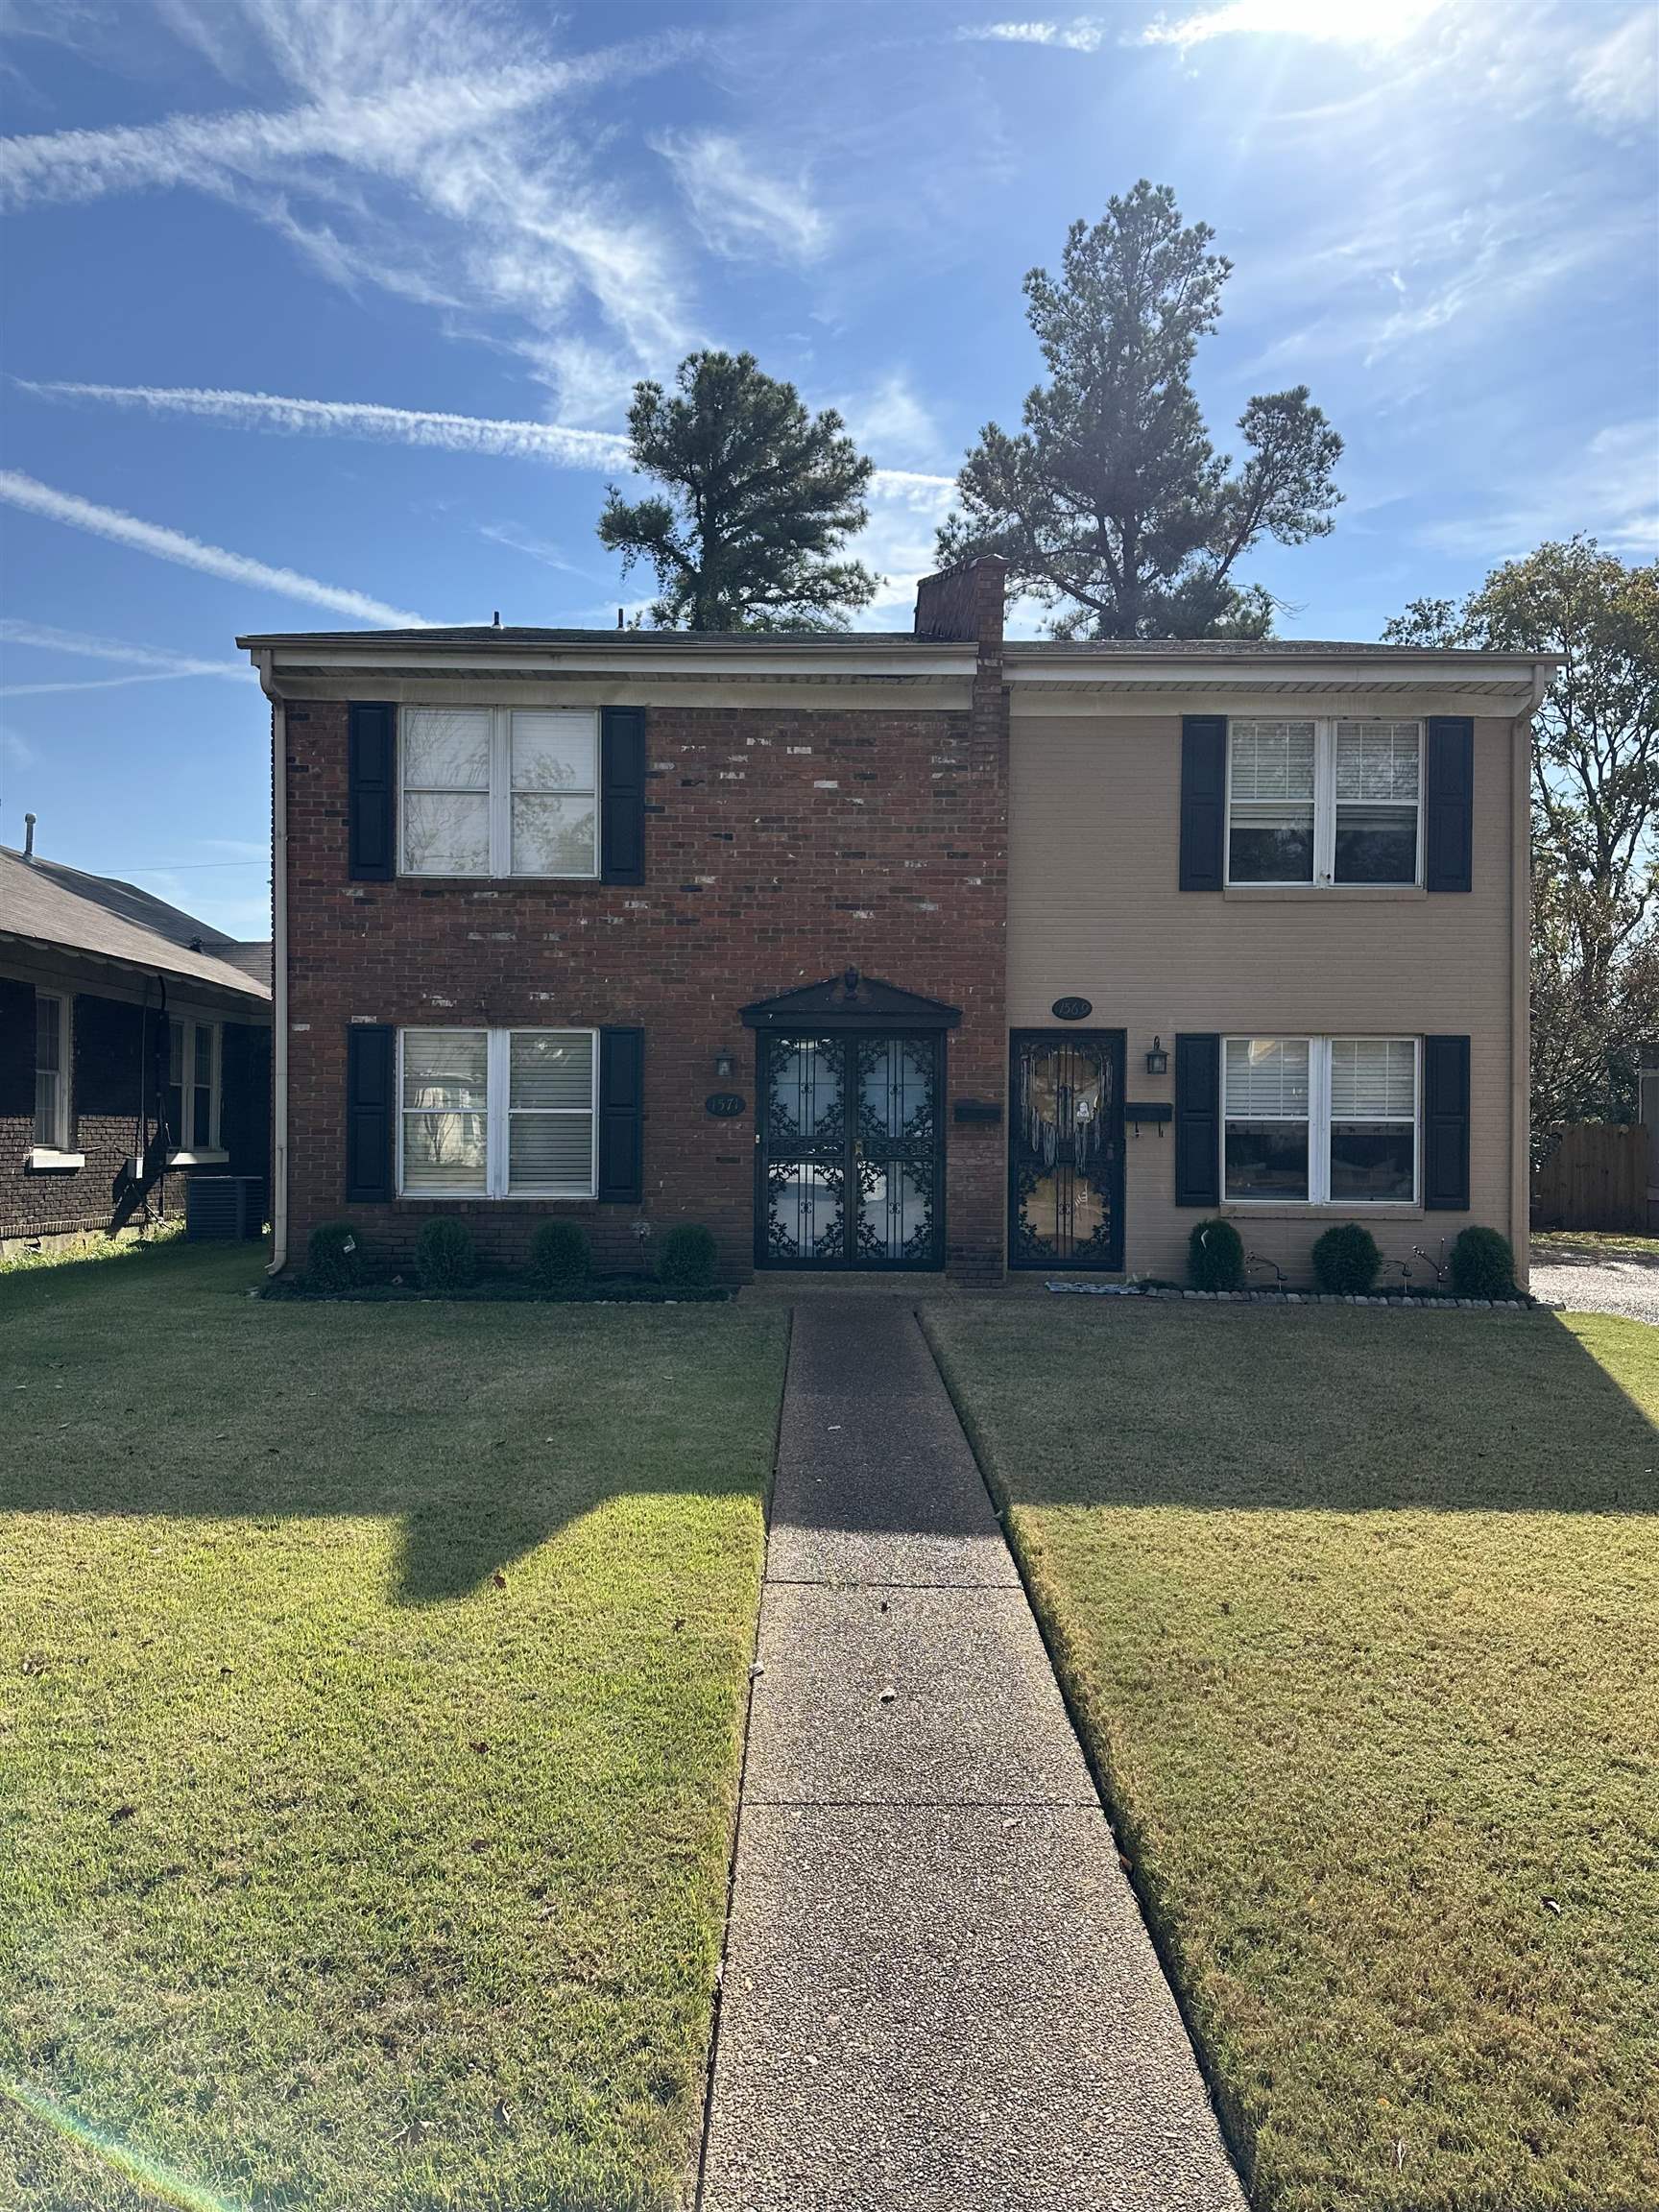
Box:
1311, 1221, 1382, 1295
306, 1220, 368, 1291
529, 1219, 590, 1292
1188, 1217, 1245, 1292
659, 1222, 719, 1290
416, 1217, 477, 1293
1450, 1225, 1516, 1299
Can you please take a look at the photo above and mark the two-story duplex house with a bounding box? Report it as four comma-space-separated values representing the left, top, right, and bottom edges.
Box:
242, 557, 1549, 1289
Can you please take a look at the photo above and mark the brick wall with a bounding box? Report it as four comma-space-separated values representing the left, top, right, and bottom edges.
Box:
283, 685, 1010, 1282
0, 974, 271, 1242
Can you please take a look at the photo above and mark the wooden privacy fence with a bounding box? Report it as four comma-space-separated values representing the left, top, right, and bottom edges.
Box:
1532, 1122, 1652, 1232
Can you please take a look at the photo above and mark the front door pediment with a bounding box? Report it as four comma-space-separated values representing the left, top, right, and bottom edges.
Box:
740, 970, 961, 1032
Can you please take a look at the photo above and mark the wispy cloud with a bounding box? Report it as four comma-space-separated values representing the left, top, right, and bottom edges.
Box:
656, 132, 830, 263
0, 473, 431, 625
1417, 420, 1659, 565
19, 381, 631, 469
0, 1, 697, 418
958, 19, 1107, 53
1569, 11, 1659, 139
1138, 1, 1441, 50
14, 376, 953, 498
0, 618, 253, 694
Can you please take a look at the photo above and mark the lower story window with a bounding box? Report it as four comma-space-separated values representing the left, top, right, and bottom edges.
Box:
35, 992, 70, 1148
399, 1026, 596, 1198
167, 1017, 220, 1152
1224, 1035, 1418, 1204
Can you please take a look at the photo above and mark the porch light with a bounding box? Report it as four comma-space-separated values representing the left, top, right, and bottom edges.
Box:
713, 1048, 736, 1079
1145, 1036, 1169, 1076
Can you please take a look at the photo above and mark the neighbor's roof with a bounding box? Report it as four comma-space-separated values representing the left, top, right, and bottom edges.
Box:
0, 846, 271, 1003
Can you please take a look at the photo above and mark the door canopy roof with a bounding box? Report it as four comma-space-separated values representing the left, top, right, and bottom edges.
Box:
740, 969, 962, 1031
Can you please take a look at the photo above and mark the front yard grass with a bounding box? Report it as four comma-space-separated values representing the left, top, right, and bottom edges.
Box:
0, 1242, 787, 2212
926, 1302, 1659, 2212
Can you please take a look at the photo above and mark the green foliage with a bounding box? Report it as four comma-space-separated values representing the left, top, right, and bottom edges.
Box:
1311, 1222, 1382, 1295
598, 350, 877, 632
528, 1219, 590, 1291
307, 1220, 368, 1291
1386, 539, 1659, 1133
415, 1217, 477, 1293
1450, 1226, 1517, 1300
1188, 1216, 1245, 1291
939, 181, 1342, 638
659, 1222, 719, 1290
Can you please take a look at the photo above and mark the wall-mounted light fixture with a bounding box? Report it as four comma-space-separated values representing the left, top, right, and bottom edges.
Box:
1144, 1035, 1169, 1076
713, 1048, 736, 1080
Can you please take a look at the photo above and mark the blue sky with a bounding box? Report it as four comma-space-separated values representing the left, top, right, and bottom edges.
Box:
1, 0, 1654, 936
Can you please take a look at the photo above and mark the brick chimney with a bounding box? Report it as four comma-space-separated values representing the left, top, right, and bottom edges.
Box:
913, 556, 1006, 650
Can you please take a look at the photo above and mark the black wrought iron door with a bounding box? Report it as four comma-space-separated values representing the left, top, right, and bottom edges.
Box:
1009, 1030, 1125, 1268
757, 1030, 944, 1268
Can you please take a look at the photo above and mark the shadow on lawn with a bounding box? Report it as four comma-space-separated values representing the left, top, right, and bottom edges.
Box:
935, 1306, 1659, 1518
1, 1250, 771, 1604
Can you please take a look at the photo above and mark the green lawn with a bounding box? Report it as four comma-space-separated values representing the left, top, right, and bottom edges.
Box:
0, 1242, 786, 2212
1532, 1228, 1659, 1262
926, 1302, 1659, 2212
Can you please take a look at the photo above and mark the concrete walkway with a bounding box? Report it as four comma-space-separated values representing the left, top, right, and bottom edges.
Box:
700, 1302, 1245, 2212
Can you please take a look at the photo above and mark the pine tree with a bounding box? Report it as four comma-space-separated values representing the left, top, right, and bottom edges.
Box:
938, 182, 1343, 638
598, 350, 878, 631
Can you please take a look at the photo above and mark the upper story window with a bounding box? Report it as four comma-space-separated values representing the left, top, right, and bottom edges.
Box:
1224, 1035, 1419, 1204
398, 1027, 597, 1198
34, 992, 70, 1149
167, 1017, 222, 1154
1227, 719, 1422, 887
399, 708, 599, 878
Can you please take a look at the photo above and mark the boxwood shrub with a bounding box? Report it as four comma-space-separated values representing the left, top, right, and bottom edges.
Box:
306, 1220, 368, 1291
1311, 1221, 1382, 1295
1188, 1217, 1245, 1292
659, 1222, 719, 1290
416, 1217, 477, 1294
529, 1219, 590, 1291
1450, 1224, 1516, 1299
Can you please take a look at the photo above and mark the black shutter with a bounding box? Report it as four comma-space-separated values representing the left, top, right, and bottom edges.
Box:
1424, 718, 1473, 893
1179, 716, 1228, 891
600, 707, 646, 885
0, 978, 33, 1117
1423, 1034, 1471, 1212
346, 1024, 395, 1202
1174, 1033, 1222, 1207
597, 1026, 644, 1202
348, 703, 397, 881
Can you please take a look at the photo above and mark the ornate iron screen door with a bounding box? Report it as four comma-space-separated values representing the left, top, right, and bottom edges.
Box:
758, 1030, 944, 1268
1009, 1029, 1125, 1269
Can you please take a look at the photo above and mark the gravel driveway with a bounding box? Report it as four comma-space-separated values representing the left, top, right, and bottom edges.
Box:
1530, 1250, 1659, 1326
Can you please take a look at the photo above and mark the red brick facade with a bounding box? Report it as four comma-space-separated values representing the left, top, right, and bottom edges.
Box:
283, 629, 1010, 1282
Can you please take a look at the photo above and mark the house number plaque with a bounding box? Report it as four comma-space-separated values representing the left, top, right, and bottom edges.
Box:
1050, 996, 1093, 1022
705, 1092, 747, 1118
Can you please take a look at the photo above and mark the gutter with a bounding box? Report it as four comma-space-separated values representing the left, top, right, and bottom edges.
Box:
256, 650, 288, 1277
1509, 661, 1551, 1291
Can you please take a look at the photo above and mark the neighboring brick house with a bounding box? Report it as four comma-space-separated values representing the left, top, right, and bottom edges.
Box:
244, 559, 1551, 1289
0, 836, 272, 1247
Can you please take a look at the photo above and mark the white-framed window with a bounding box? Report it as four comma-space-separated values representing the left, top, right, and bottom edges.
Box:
167, 1016, 221, 1154
34, 992, 70, 1149
1224, 1036, 1419, 1204
397, 1027, 597, 1198
399, 707, 599, 878
1227, 719, 1422, 887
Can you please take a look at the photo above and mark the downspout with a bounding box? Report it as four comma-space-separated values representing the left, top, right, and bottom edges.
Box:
1509, 662, 1550, 1293
257, 650, 289, 1275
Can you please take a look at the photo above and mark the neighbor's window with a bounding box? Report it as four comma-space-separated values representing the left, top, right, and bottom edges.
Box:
398, 1027, 596, 1198
166, 1017, 221, 1153
399, 708, 598, 878
1228, 719, 1422, 887
34, 992, 69, 1148
1225, 1035, 1418, 1204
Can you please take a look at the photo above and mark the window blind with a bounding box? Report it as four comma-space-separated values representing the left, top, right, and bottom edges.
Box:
1335, 720, 1419, 802
1229, 720, 1316, 802
1330, 1037, 1415, 1120
1224, 1037, 1310, 1118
